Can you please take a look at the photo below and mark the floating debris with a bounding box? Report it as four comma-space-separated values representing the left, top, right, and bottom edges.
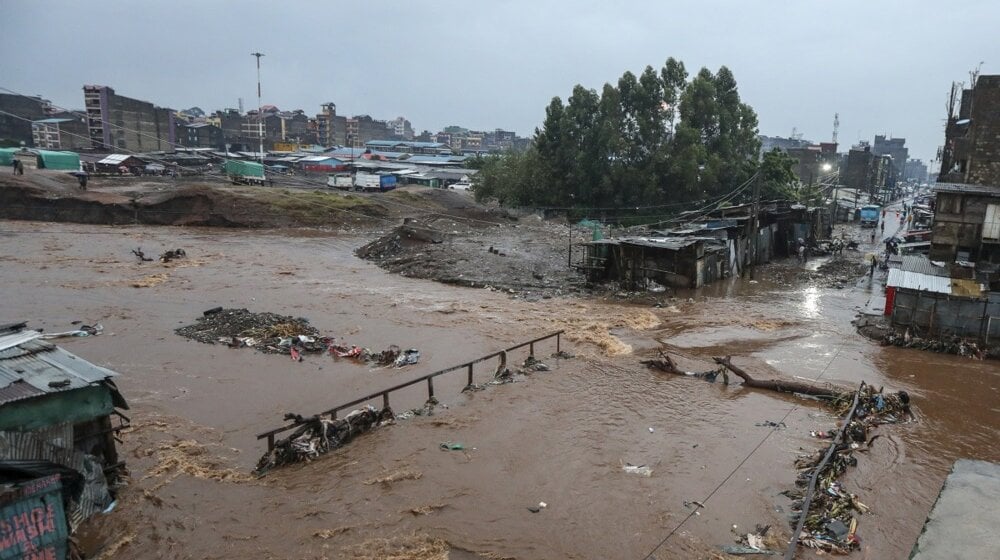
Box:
175, 308, 420, 366
254, 406, 395, 475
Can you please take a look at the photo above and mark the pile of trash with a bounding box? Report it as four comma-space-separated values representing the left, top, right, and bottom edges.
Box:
881, 329, 994, 359
175, 308, 420, 366
786, 384, 913, 554
253, 405, 396, 476
175, 308, 319, 353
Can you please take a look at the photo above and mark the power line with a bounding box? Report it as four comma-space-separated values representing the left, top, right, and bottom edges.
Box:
639, 343, 846, 560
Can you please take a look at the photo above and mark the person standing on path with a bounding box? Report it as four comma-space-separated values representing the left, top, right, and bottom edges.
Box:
870, 254, 877, 276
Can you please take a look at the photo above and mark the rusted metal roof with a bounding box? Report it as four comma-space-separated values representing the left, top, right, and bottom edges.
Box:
0, 332, 119, 405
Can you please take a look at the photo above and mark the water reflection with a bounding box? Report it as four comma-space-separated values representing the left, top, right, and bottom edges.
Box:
799, 285, 820, 319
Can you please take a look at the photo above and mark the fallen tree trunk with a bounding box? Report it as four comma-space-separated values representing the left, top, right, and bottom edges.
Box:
712, 356, 848, 400
642, 351, 724, 382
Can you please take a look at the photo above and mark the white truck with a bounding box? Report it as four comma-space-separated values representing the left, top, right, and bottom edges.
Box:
327, 174, 354, 190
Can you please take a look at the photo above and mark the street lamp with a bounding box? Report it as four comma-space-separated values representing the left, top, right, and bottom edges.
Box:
251, 52, 265, 165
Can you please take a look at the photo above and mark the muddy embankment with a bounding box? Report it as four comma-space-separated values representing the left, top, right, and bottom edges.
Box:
0, 172, 392, 228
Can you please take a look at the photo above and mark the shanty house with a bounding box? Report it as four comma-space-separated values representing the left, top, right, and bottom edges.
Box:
885, 257, 1000, 341
581, 236, 729, 289
0, 322, 129, 539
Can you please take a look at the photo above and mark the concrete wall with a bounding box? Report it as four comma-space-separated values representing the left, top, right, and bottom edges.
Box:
967, 76, 1000, 186
891, 289, 1000, 341
0, 94, 48, 145
929, 191, 1000, 263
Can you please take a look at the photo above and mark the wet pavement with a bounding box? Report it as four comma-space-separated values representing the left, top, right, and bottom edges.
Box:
0, 218, 997, 559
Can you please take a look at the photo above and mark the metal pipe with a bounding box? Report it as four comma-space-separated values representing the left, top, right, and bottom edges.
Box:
784, 384, 863, 559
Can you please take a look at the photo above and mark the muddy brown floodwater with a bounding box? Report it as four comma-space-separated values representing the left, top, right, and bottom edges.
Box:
1, 220, 997, 560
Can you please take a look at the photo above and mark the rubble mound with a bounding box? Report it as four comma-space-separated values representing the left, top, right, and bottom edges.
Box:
356, 220, 445, 261
814, 256, 867, 287
175, 308, 317, 352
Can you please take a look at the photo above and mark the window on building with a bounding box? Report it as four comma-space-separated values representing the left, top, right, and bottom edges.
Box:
984, 203, 1000, 241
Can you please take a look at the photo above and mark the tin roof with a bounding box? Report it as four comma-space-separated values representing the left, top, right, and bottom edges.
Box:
896, 256, 950, 277
934, 182, 1000, 196
886, 269, 953, 294
0, 332, 119, 405
97, 153, 141, 165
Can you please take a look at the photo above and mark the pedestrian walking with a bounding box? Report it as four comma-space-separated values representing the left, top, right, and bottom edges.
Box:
870, 255, 877, 276
880, 221, 885, 235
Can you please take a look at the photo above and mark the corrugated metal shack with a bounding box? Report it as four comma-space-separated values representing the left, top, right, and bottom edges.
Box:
0, 322, 130, 553
886, 257, 1000, 341
581, 236, 728, 289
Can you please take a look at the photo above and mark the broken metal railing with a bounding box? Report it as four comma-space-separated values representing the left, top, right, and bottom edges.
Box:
256, 330, 565, 452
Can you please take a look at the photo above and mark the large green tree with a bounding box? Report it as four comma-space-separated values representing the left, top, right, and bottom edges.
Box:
474, 57, 763, 217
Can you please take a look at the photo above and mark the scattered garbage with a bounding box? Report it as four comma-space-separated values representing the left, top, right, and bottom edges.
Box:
39, 324, 103, 339
755, 420, 786, 429
439, 442, 465, 451
786, 383, 911, 555
159, 248, 186, 263
723, 524, 780, 556
521, 356, 550, 372
175, 308, 420, 366
394, 349, 420, 368
622, 463, 652, 477
254, 405, 395, 476
527, 505, 541, 513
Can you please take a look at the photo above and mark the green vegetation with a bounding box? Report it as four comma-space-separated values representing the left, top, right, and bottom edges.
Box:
473, 58, 798, 217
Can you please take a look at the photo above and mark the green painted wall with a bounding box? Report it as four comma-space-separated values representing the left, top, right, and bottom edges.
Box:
0, 386, 114, 431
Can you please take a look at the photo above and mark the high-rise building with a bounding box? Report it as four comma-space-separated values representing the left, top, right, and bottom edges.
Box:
872, 135, 908, 189
0, 93, 52, 146
940, 75, 1000, 185
83, 85, 175, 151
316, 103, 347, 147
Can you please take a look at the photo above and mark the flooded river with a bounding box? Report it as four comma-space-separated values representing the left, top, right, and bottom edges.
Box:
1, 220, 996, 559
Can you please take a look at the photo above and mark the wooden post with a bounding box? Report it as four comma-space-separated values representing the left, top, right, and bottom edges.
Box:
427, 377, 435, 398
556, 333, 561, 353
267, 434, 275, 452
529, 341, 534, 357
467, 363, 474, 386
382, 392, 389, 409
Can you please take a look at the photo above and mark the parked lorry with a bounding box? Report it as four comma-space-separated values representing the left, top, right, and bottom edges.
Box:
355, 172, 397, 192
224, 160, 265, 185
859, 204, 881, 228
327, 174, 354, 190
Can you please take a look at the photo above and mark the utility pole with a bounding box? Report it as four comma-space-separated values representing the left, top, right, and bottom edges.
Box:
748, 173, 761, 277
251, 51, 265, 165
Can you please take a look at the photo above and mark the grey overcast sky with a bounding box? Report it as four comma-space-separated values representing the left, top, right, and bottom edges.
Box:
3, 0, 997, 166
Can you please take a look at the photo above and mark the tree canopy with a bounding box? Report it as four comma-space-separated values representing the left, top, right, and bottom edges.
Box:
474, 58, 793, 219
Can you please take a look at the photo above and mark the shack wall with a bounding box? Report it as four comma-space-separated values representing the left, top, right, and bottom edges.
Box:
0, 385, 114, 432
891, 289, 1000, 341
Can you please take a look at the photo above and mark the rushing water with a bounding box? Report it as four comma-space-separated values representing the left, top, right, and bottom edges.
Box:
1, 220, 996, 560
